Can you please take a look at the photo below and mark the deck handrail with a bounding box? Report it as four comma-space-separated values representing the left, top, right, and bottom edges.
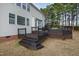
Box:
18, 28, 26, 38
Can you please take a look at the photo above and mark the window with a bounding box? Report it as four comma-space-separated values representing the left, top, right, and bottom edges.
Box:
38, 20, 42, 28
17, 16, 25, 25
9, 13, 15, 24
22, 3, 26, 10
27, 18, 30, 26
27, 4, 30, 12
16, 3, 21, 7
35, 19, 38, 27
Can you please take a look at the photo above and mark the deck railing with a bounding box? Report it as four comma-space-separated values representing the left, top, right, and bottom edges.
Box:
18, 28, 26, 38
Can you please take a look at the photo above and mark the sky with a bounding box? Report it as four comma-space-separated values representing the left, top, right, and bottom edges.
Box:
33, 3, 49, 9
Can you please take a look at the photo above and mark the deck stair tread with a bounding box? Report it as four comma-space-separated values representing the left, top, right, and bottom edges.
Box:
19, 38, 44, 50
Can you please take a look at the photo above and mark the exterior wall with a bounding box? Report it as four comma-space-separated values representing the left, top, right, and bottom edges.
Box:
30, 4, 45, 28
0, 3, 45, 38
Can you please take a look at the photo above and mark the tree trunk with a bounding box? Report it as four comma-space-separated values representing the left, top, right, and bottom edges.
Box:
71, 11, 74, 31
65, 12, 66, 26
76, 4, 78, 26
68, 15, 70, 26
76, 12, 77, 26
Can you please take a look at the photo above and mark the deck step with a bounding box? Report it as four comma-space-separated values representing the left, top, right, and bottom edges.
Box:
37, 44, 44, 49
19, 38, 44, 50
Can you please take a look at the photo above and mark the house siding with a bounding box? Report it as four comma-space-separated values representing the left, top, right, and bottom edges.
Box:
0, 3, 45, 38
30, 4, 45, 28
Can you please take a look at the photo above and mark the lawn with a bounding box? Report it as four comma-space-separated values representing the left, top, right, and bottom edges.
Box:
0, 31, 79, 56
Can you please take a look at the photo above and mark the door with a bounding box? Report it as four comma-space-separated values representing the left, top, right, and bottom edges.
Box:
38, 20, 42, 28
35, 18, 43, 28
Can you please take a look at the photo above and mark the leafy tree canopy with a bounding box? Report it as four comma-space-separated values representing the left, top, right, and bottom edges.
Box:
40, 3, 77, 21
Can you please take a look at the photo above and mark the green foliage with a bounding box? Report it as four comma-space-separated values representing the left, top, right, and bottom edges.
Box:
40, 3, 77, 20
40, 3, 78, 28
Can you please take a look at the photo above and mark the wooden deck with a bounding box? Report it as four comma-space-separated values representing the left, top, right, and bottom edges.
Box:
17, 27, 72, 50
18, 26, 72, 40
20, 28, 72, 40
48, 29, 72, 39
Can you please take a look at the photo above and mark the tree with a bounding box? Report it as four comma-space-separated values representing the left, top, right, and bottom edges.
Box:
40, 3, 78, 28
40, 8, 48, 17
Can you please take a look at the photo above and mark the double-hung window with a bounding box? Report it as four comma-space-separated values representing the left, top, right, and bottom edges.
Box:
27, 4, 30, 12
27, 18, 30, 26
9, 13, 15, 24
22, 3, 26, 10
16, 3, 21, 7
17, 16, 25, 25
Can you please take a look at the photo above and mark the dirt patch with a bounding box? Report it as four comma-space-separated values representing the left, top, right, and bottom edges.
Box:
0, 31, 79, 56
